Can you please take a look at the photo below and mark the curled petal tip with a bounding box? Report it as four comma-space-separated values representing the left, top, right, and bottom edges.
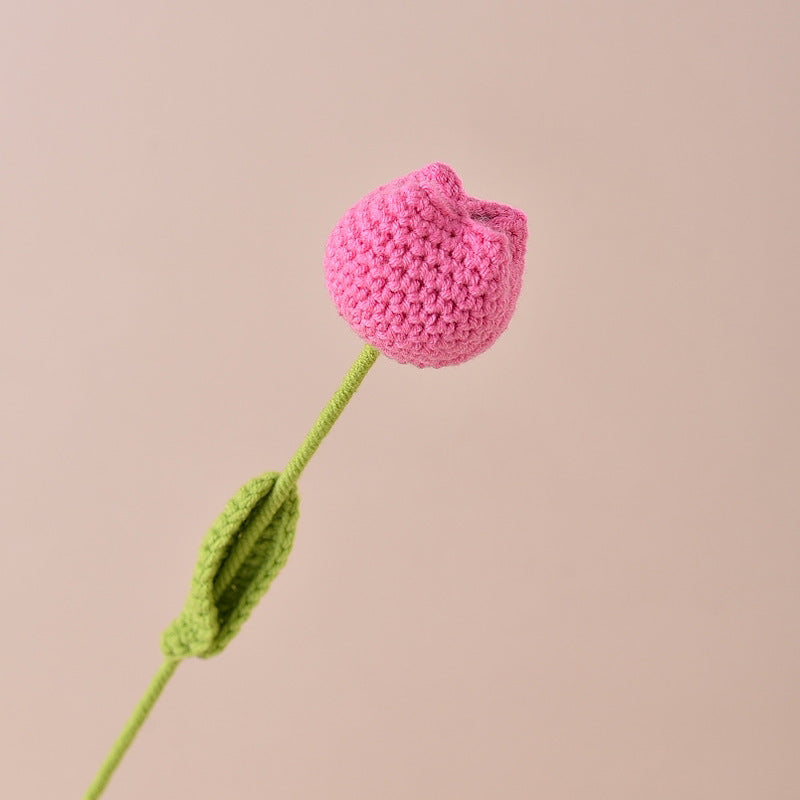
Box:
420, 161, 467, 206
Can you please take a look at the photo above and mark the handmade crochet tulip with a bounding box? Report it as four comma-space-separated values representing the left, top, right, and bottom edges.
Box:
83, 163, 528, 800
325, 162, 528, 367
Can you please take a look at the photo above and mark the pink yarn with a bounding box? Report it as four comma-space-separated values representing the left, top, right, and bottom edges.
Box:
324, 162, 528, 368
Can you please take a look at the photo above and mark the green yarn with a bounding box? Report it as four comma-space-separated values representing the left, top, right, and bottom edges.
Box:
84, 343, 380, 799
162, 470, 301, 658
84, 659, 179, 800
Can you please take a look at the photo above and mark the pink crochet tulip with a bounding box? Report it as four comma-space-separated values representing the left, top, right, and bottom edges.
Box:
324, 162, 528, 368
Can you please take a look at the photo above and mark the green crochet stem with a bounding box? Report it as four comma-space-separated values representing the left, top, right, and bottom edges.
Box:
84, 343, 380, 800
213, 342, 379, 599
84, 659, 179, 800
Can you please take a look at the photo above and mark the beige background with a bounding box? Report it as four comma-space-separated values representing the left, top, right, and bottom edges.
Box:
1, 2, 798, 798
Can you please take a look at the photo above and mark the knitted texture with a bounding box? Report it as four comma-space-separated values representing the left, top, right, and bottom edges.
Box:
84, 345, 379, 800
324, 162, 528, 367
160, 344, 379, 661
161, 471, 300, 659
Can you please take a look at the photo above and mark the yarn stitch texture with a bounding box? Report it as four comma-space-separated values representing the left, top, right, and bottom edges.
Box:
324, 162, 528, 367
161, 471, 300, 659
83, 163, 528, 799
83, 344, 379, 800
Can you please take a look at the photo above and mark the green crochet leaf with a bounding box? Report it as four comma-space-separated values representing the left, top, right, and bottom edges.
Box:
161, 471, 300, 659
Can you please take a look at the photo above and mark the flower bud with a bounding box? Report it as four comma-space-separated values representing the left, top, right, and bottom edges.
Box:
324, 162, 528, 367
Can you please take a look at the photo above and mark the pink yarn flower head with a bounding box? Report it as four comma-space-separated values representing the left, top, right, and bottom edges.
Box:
324, 162, 528, 368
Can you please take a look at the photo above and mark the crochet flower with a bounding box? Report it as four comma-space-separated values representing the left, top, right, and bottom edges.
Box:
84, 163, 529, 800
324, 162, 528, 367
